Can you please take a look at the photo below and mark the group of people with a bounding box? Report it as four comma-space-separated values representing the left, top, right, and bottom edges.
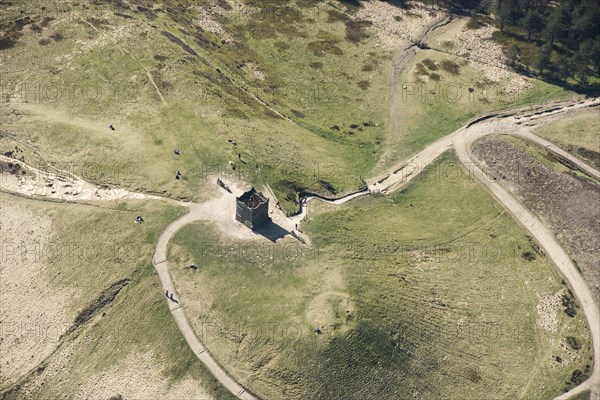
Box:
173, 150, 183, 180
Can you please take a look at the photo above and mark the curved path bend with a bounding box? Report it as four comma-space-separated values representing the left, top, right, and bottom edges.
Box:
2, 97, 598, 400
2, 92, 598, 400
152, 97, 599, 400
453, 115, 600, 400
152, 203, 258, 400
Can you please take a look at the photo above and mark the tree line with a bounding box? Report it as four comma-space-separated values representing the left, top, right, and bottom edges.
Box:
495, 0, 600, 83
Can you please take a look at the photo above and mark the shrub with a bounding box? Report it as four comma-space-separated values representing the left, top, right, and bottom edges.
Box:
357, 80, 370, 90
307, 40, 343, 56
345, 20, 371, 44
423, 58, 438, 70
561, 291, 578, 317
415, 63, 429, 76
521, 251, 535, 261
566, 336, 581, 350
441, 59, 460, 75
466, 17, 484, 30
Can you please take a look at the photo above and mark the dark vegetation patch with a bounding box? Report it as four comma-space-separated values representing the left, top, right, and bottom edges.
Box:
357, 80, 370, 90
114, 12, 134, 19
0, 35, 18, 50
465, 15, 485, 30
566, 336, 581, 350
0, 17, 33, 50
40, 17, 54, 28
465, 367, 482, 383
217, 0, 232, 10
274, 41, 291, 51
307, 40, 343, 56
50, 32, 64, 42
61, 279, 130, 338
440, 59, 460, 75
161, 30, 198, 56
423, 58, 438, 70
152, 70, 173, 92
362, 51, 380, 72
87, 17, 111, 29
191, 28, 221, 51
327, 9, 350, 23
567, 366, 591, 387
310, 61, 323, 69
291, 109, 305, 118
345, 20, 371, 44
561, 290, 578, 318
362, 63, 373, 72
0, 161, 24, 175
244, 4, 306, 40
30, 24, 43, 33
319, 179, 338, 195
415, 62, 429, 76
521, 251, 536, 261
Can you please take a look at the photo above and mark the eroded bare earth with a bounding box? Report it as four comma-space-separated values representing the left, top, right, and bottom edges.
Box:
0, 199, 72, 387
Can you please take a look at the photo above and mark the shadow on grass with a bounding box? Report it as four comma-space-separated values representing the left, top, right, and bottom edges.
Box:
253, 219, 290, 242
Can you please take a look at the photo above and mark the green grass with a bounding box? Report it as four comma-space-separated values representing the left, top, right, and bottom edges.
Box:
0, 1, 392, 212
2, 3, 593, 399
168, 151, 592, 399
1, 3, 577, 215
532, 110, 600, 168
382, 47, 571, 171
567, 389, 592, 400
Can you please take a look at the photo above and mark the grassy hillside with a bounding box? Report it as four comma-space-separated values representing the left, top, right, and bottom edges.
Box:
0, 1, 393, 213
169, 151, 592, 399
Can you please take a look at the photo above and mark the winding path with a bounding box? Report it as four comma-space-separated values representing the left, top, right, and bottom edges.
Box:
2, 5, 597, 398
3, 97, 598, 400
2, 19, 599, 397
152, 203, 257, 400
146, 97, 599, 400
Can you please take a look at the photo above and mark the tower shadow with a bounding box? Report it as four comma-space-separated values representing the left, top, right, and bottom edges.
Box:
252, 219, 290, 242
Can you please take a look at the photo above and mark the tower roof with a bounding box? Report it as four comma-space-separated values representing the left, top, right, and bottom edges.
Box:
237, 187, 268, 209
